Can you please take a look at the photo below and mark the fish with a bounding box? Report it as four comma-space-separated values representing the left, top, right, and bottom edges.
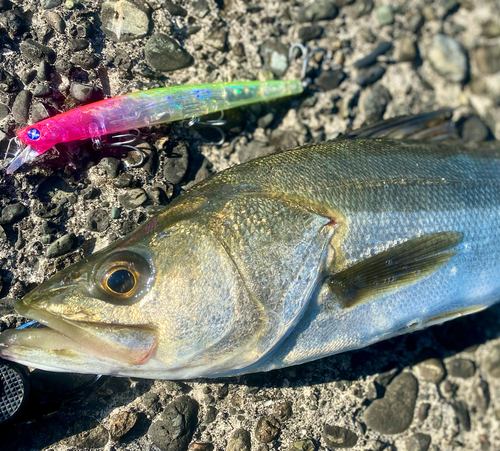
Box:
1, 112, 499, 379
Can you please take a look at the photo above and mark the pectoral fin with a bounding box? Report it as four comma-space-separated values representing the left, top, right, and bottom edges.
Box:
328, 231, 463, 309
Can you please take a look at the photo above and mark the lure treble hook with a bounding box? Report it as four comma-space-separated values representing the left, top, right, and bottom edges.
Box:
289, 43, 328, 87
183, 111, 227, 146
91, 129, 146, 168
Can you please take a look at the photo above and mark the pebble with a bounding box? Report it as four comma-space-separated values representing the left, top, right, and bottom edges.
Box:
204, 406, 217, 424
68, 38, 89, 52
164, 0, 187, 17
298, 25, 322, 42
119, 188, 148, 209
109, 410, 137, 440
111, 207, 121, 219
11, 90, 32, 124
441, 379, 458, 398
55, 59, 74, 76
414, 358, 446, 384
46, 232, 77, 258
260, 40, 289, 77
315, 69, 346, 90
31, 102, 51, 123
43, 0, 62, 8
363, 372, 418, 434
354, 41, 392, 69
272, 401, 293, 422
71, 53, 99, 70
408, 10, 424, 33
396, 37, 417, 62
0, 103, 8, 120
446, 358, 476, 378
362, 84, 392, 123
113, 173, 134, 188
82, 186, 100, 200
452, 400, 471, 431
0, 203, 27, 225
461, 116, 490, 142
87, 209, 109, 232
322, 424, 358, 448
289, 439, 315, 451
205, 28, 228, 52
33, 83, 51, 97
481, 19, 500, 38
405, 433, 431, 451
45, 11, 65, 33
257, 112, 274, 129
193, 0, 209, 18
98, 157, 121, 178
350, 0, 373, 18
70, 82, 99, 103
483, 344, 500, 378
376, 5, 394, 26
65, 425, 109, 449
428, 34, 468, 83
226, 429, 251, 451
1, 9, 28, 36
254, 416, 280, 443
418, 402, 431, 421
0, 69, 18, 93
475, 44, 500, 74
356, 65, 386, 87
473, 379, 490, 414
145, 34, 194, 72
375, 367, 398, 387
20, 39, 56, 63
101, 0, 151, 42
297, 1, 338, 22
163, 143, 189, 185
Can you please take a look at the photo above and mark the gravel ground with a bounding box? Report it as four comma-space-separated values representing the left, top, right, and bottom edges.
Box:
1, 0, 500, 450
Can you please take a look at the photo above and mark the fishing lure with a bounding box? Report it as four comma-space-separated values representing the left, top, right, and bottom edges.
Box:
4, 44, 320, 174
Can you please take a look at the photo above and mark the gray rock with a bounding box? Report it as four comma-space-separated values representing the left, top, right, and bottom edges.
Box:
363, 84, 392, 123
227, 429, 251, 451
82, 186, 100, 200
298, 25, 322, 42
418, 403, 431, 421
475, 44, 500, 74
113, 173, 134, 188
45, 11, 65, 33
193, 0, 209, 18
260, 40, 289, 77
363, 372, 418, 434
204, 406, 217, 424
65, 425, 109, 448
20, 39, 56, 64
164, 0, 187, 17
289, 439, 315, 451
101, 0, 151, 42
119, 188, 148, 209
297, 1, 338, 22
31, 102, 51, 123
452, 400, 471, 431
145, 34, 194, 72
446, 358, 476, 378
205, 28, 228, 52
97, 157, 121, 178
111, 207, 121, 219
255, 416, 280, 443
43, 0, 62, 8
441, 379, 458, 398
163, 143, 189, 185
473, 379, 490, 414
71, 53, 99, 69
0, 69, 18, 93
405, 433, 431, 451
376, 5, 394, 25
408, 10, 424, 33
415, 358, 446, 384
481, 19, 500, 38
273, 401, 293, 422
461, 116, 490, 142
354, 41, 392, 69
356, 65, 386, 87
148, 395, 199, 451
1, 9, 28, 36
257, 112, 274, 129
0, 203, 27, 225
55, 59, 74, 75
11, 90, 32, 124
70, 82, 98, 102
109, 410, 137, 439
46, 233, 77, 258
0, 103, 9, 120
322, 424, 358, 448
87, 209, 109, 232
68, 39, 89, 51
33, 83, 51, 97
484, 344, 500, 378
396, 37, 417, 62
350, 0, 373, 18
428, 34, 468, 83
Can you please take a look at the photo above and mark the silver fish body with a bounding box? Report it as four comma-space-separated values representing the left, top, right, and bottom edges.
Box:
1, 139, 500, 378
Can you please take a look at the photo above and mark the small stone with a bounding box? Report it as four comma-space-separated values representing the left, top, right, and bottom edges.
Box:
363, 372, 418, 434
12, 90, 32, 124
148, 395, 199, 451
289, 439, 315, 451
20, 39, 56, 63
68, 38, 89, 51
297, 1, 338, 22
0, 103, 9, 120
31, 102, 51, 123
355, 65, 385, 87
232, 42, 245, 57
483, 344, 500, 378
82, 186, 100, 200
446, 358, 476, 378
322, 424, 358, 448
205, 406, 217, 424
0, 69, 18, 93
418, 403, 431, 421
70, 82, 99, 103
354, 41, 392, 69
193, 0, 209, 18
298, 25, 322, 42
376, 5, 394, 26
164, 0, 187, 17
1, 9, 28, 36
405, 433, 431, 451
109, 410, 137, 439
0, 203, 27, 225
473, 379, 490, 414
205, 28, 227, 51
273, 401, 292, 422
98, 157, 121, 178
481, 19, 500, 38
113, 173, 134, 188
163, 143, 189, 185
101, 0, 151, 42
255, 416, 280, 443
119, 188, 148, 209
350, 0, 373, 18
227, 429, 251, 451
87, 209, 109, 232
55, 59, 74, 75
33, 83, 51, 97
452, 400, 471, 431
145, 33, 194, 72
396, 37, 417, 62
461, 116, 490, 142
71, 53, 99, 69
45, 11, 65, 33
408, 10, 424, 33
362, 84, 392, 123
260, 40, 289, 77
415, 358, 446, 384
46, 232, 77, 258
66, 425, 109, 449
65, 0, 80, 9
257, 112, 274, 129
475, 44, 500, 74
43, 0, 62, 8
111, 207, 121, 219
428, 34, 468, 83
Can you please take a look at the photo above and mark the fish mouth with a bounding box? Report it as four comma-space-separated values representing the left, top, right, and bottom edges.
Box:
0, 300, 157, 373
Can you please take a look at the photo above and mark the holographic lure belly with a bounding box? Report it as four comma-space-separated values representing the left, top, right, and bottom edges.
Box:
5, 79, 304, 174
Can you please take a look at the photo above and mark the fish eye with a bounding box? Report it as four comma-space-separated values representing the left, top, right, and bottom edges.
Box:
27, 128, 41, 140
105, 268, 136, 295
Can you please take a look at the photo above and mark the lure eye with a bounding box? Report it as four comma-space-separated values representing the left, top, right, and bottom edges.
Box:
105, 268, 136, 295
27, 128, 41, 140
